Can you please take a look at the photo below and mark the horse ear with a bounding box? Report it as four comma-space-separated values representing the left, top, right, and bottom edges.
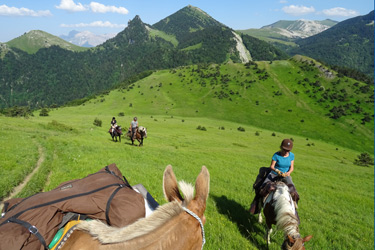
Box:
194, 166, 210, 204
163, 165, 184, 202
303, 235, 313, 243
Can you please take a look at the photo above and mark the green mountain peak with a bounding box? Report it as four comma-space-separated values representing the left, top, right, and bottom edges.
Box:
6, 30, 87, 54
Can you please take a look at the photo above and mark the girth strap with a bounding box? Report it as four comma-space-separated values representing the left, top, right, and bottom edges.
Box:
105, 184, 124, 225
7, 217, 49, 250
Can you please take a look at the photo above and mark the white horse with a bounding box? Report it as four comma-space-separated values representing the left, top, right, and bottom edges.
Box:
258, 182, 312, 249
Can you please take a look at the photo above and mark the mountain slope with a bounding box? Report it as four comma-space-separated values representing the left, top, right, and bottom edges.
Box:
6, 30, 88, 54
0, 6, 289, 108
293, 11, 374, 76
73, 59, 373, 152
153, 5, 225, 41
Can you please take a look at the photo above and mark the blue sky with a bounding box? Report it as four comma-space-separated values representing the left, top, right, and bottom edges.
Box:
0, 0, 373, 42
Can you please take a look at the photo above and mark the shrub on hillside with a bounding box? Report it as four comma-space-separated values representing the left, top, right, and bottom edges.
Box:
39, 108, 49, 117
118, 112, 125, 116
2, 106, 33, 117
354, 153, 374, 167
237, 127, 245, 132
93, 118, 102, 127
197, 125, 207, 131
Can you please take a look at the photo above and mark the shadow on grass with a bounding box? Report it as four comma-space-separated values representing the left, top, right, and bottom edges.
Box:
211, 194, 269, 250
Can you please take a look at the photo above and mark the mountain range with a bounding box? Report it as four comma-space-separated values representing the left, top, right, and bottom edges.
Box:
0, 6, 373, 109
59, 30, 117, 47
239, 19, 338, 42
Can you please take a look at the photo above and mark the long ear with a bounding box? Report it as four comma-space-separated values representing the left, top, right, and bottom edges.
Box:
303, 235, 313, 243
194, 166, 210, 204
163, 165, 184, 202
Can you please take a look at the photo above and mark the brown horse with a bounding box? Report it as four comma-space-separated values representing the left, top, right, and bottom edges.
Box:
127, 126, 147, 146
60, 165, 210, 250
258, 181, 312, 249
109, 126, 123, 142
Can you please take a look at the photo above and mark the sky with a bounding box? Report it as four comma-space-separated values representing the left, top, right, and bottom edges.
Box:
0, 0, 373, 43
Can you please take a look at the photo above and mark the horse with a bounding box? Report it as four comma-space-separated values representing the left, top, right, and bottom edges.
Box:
109, 126, 122, 142
127, 126, 147, 146
258, 181, 312, 249
60, 165, 210, 250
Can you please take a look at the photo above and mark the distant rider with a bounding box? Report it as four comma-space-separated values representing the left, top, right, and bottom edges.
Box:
111, 117, 118, 133
130, 117, 138, 142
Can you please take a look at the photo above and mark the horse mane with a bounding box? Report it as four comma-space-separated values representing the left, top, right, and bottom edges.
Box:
75, 181, 194, 244
273, 182, 300, 239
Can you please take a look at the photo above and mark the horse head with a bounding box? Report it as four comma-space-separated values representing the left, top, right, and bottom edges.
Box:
163, 165, 210, 248
138, 126, 147, 138
282, 235, 313, 250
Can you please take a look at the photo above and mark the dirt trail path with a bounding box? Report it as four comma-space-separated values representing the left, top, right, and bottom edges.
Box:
0, 143, 45, 211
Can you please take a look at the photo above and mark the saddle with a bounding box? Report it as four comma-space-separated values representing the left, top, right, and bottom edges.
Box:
250, 167, 300, 214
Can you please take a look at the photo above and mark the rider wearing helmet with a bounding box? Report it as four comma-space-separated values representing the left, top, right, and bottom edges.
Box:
111, 117, 118, 133
249, 139, 299, 214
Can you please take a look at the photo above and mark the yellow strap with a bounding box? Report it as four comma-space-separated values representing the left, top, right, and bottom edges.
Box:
50, 220, 82, 250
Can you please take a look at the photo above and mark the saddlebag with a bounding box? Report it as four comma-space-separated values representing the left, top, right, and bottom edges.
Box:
0, 163, 145, 250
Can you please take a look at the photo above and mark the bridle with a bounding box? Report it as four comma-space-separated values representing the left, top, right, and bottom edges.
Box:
182, 207, 206, 250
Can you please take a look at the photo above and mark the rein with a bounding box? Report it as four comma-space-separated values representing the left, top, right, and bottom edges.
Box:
182, 207, 206, 250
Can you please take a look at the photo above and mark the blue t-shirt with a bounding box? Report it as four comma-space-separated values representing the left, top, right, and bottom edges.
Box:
271, 151, 294, 174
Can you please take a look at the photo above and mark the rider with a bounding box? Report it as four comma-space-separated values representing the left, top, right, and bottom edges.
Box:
249, 139, 299, 214
111, 117, 118, 133
130, 117, 138, 142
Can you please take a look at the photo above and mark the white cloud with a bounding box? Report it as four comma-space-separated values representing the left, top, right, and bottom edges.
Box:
0, 4, 52, 17
56, 0, 87, 12
321, 7, 359, 17
56, 0, 129, 14
282, 5, 315, 16
61, 21, 126, 28
89, 2, 129, 14
279, 0, 288, 4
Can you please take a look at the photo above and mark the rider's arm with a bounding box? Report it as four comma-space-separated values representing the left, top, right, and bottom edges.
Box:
285, 160, 294, 176
269, 160, 277, 171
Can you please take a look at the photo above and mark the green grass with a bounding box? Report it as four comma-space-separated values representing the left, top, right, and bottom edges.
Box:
6, 30, 88, 54
148, 28, 179, 47
0, 60, 373, 249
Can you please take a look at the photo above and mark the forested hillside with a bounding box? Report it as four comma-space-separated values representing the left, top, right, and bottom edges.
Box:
0, 6, 287, 109
293, 11, 374, 76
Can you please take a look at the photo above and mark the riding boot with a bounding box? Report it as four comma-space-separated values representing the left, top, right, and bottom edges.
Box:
287, 184, 300, 205
259, 182, 276, 197
249, 193, 262, 214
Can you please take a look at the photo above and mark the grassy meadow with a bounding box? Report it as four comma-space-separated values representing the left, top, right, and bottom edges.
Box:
0, 60, 373, 249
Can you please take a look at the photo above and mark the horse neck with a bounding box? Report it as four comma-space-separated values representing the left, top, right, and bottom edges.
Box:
77, 201, 204, 250
104, 210, 203, 250
273, 184, 300, 239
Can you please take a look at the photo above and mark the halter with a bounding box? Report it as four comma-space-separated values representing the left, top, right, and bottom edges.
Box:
182, 207, 206, 249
